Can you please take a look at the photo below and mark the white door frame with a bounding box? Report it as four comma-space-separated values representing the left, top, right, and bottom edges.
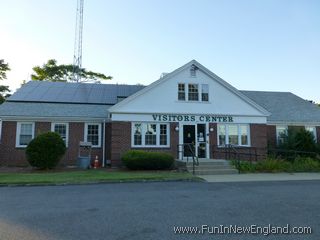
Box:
179, 122, 210, 160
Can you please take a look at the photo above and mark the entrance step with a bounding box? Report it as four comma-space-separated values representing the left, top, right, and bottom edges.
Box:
182, 159, 238, 175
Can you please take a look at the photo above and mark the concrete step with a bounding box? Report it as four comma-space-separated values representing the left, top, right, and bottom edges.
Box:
192, 169, 239, 175
186, 162, 231, 167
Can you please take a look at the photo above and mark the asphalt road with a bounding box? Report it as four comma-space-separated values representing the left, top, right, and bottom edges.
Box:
0, 181, 319, 240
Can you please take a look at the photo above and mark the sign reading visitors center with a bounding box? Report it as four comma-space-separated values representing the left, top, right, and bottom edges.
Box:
152, 114, 234, 123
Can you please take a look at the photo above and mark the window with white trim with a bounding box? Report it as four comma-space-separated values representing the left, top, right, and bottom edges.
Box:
132, 123, 170, 147
305, 126, 317, 142
218, 124, 250, 146
188, 84, 199, 101
85, 123, 101, 147
51, 123, 69, 146
16, 122, 35, 147
178, 83, 185, 101
201, 84, 209, 101
276, 126, 287, 145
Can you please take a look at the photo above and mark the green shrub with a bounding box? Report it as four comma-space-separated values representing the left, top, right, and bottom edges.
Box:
122, 150, 174, 170
291, 157, 320, 172
26, 132, 66, 169
232, 160, 256, 173
255, 158, 291, 172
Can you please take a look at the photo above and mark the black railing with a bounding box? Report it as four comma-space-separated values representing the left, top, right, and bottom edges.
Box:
177, 143, 199, 175
211, 144, 262, 163
267, 148, 318, 161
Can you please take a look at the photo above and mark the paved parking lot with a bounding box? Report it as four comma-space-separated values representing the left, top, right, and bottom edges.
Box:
0, 181, 319, 240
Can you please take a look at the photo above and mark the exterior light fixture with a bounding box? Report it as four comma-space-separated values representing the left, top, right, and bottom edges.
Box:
175, 126, 179, 131
210, 127, 214, 132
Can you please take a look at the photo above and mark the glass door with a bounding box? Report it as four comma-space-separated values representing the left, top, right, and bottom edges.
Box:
197, 124, 207, 158
183, 125, 195, 157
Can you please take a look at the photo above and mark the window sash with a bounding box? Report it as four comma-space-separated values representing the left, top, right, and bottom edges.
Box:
52, 123, 68, 146
276, 126, 287, 145
132, 123, 169, 147
85, 123, 101, 147
188, 84, 199, 101
178, 83, 185, 101
218, 124, 250, 147
16, 122, 34, 147
201, 84, 209, 101
305, 126, 317, 142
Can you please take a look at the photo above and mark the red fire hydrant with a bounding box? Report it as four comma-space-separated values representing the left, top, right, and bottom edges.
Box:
93, 155, 99, 169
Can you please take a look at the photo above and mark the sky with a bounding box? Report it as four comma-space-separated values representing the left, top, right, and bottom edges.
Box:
0, 0, 319, 102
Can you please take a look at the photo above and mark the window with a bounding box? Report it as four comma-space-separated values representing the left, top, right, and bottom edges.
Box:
178, 83, 185, 101
276, 126, 287, 145
16, 122, 34, 147
218, 125, 226, 146
228, 125, 239, 145
188, 84, 199, 101
305, 126, 317, 142
240, 125, 248, 145
218, 124, 250, 146
133, 123, 142, 145
132, 123, 170, 147
201, 84, 209, 101
85, 123, 101, 147
160, 124, 168, 145
145, 124, 157, 145
51, 123, 68, 146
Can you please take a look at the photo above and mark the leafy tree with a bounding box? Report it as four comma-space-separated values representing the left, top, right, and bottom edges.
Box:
31, 59, 112, 82
0, 59, 11, 104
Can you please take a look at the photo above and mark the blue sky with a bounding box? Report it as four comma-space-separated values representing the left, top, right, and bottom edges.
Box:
1, 0, 319, 102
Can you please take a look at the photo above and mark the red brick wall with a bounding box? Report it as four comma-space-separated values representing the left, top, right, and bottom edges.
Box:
317, 127, 320, 143
267, 125, 277, 148
110, 122, 179, 167
0, 121, 104, 167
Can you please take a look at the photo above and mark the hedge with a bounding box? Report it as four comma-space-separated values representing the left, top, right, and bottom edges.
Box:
26, 132, 66, 169
122, 150, 174, 170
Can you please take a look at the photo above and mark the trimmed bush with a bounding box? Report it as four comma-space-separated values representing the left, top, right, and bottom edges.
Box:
26, 132, 66, 169
122, 150, 174, 170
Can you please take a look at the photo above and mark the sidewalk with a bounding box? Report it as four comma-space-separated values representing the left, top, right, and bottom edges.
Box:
200, 173, 320, 182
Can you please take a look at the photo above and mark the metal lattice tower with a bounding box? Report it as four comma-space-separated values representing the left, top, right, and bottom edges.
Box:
72, 0, 84, 82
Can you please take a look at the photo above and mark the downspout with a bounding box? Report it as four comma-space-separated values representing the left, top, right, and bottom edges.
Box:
102, 119, 106, 167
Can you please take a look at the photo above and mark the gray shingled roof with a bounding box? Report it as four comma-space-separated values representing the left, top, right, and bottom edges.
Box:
0, 102, 110, 119
241, 91, 320, 124
1, 81, 320, 124
8, 81, 145, 104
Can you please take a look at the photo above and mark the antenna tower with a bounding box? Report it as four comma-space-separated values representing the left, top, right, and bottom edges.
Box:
72, 0, 84, 82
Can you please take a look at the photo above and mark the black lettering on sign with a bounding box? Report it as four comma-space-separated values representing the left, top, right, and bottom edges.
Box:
228, 116, 234, 122
184, 115, 190, 122
152, 115, 159, 121
223, 117, 228, 122
191, 116, 196, 121
177, 115, 183, 121
163, 115, 168, 121
199, 116, 204, 121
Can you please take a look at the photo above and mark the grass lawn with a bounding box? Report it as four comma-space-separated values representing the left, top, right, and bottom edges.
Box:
0, 170, 200, 185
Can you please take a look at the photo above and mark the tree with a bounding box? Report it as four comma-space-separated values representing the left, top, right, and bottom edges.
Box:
31, 59, 112, 82
0, 59, 11, 104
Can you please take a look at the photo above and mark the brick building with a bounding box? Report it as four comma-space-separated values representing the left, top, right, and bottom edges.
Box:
0, 60, 319, 167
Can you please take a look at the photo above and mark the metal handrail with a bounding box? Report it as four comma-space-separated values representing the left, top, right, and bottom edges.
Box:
177, 143, 199, 175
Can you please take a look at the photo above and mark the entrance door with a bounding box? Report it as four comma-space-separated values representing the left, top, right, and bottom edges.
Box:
183, 125, 195, 157
197, 124, 207, 158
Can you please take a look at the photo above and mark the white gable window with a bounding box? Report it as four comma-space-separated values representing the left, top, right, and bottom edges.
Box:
305, 126, 317, 142
178, 83, 186, 101
218, 124, 250, 147
201, 84, 209, 102
276, 126, 287, 145
188, 84, 199, 101
132, 123, 170, 147
16, 122, 35, 147
84, 123, 101, 147
51, 123, 69, 147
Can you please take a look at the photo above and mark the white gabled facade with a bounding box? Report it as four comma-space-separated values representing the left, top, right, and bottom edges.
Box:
109, 60, 269, 124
